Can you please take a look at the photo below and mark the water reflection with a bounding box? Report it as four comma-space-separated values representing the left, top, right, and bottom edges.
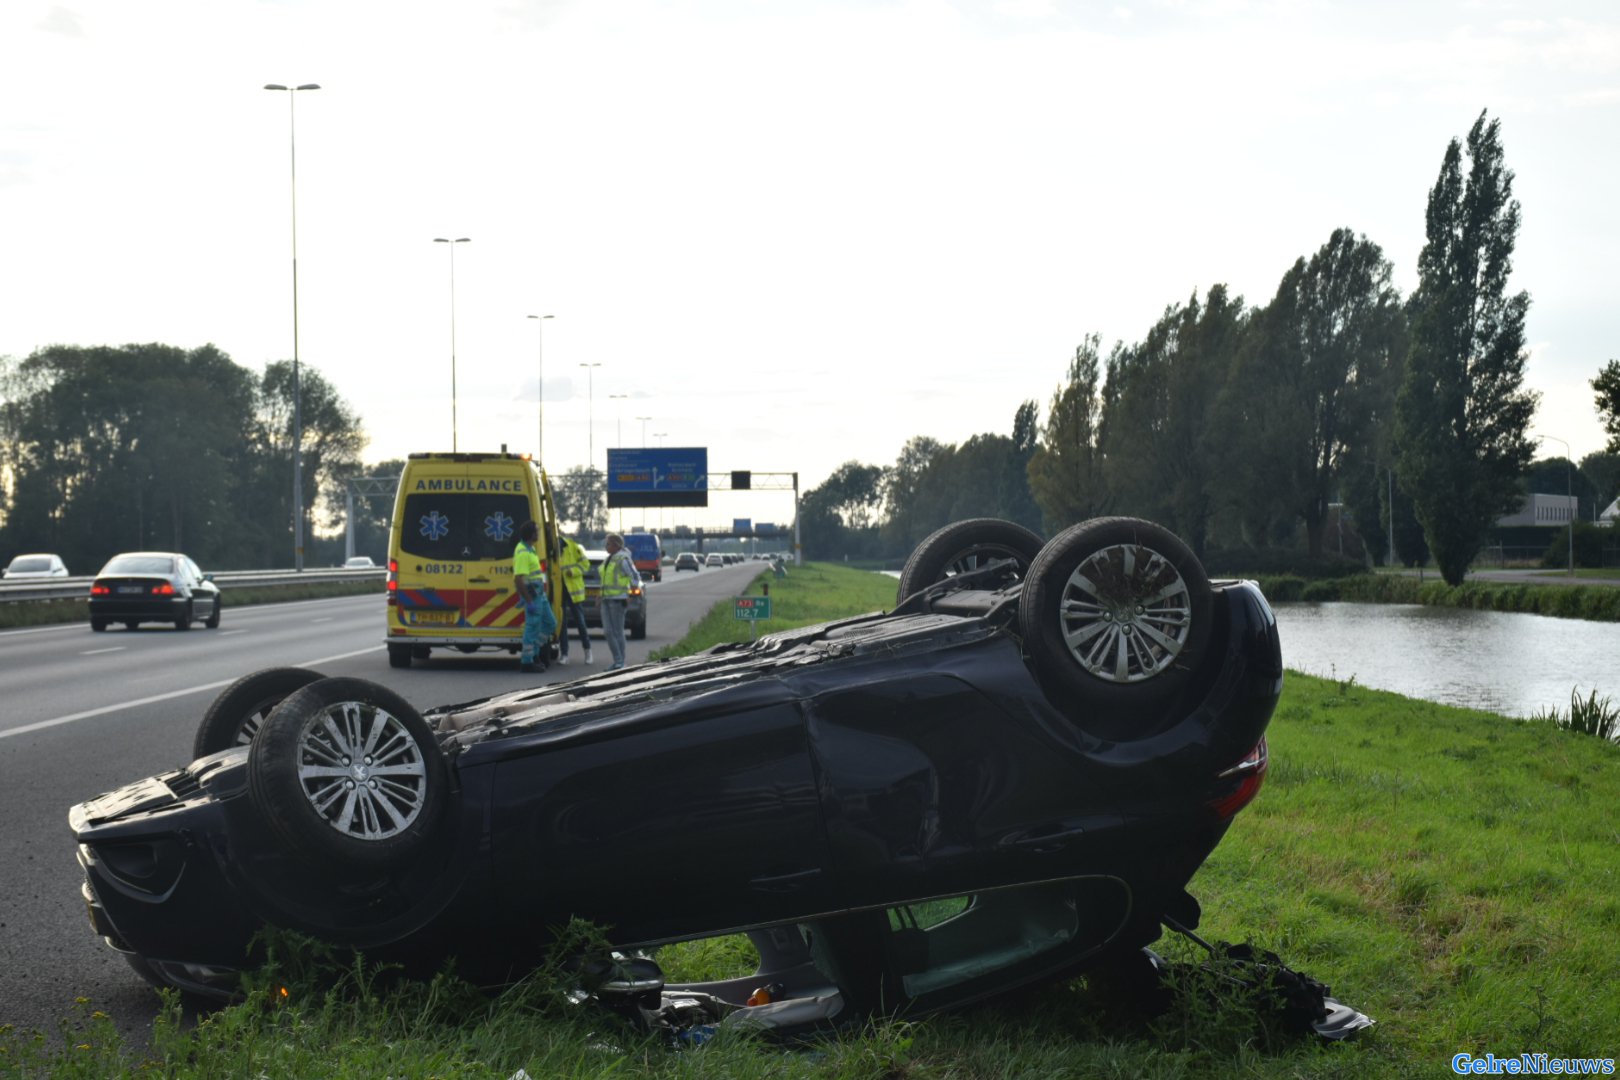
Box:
1272, 602, 1620, 718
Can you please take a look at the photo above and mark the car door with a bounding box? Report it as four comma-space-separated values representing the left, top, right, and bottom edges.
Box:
487, 694, 835, 943
184, 558, 216, 617
803, 645, 1121, 912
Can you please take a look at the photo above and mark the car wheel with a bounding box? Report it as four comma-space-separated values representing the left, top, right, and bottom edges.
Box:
1018, 517, 1212, 727
124, 620, 140, 631
175, 602, 193, 631
896, 518, 1045, 604
193, 667, 327, 757
247, 677, 448, 872
204, 596, 221, 629
387, 644, 412, 669
630, 618, 647, 640
91, 618, 108, 632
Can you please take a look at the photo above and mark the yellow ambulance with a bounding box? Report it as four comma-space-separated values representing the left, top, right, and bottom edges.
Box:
384, 451, 562, 669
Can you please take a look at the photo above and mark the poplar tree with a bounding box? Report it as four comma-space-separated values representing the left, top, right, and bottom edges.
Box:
1394, 111, 1537, 585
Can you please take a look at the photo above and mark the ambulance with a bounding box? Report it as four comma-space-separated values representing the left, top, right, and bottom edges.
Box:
384, 451, 562, 668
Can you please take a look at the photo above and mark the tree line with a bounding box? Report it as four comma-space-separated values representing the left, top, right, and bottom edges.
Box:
0, 343, 365, 574
803, 112, 1620, 586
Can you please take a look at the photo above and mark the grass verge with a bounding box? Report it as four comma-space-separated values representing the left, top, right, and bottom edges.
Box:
0, 581, 384, 631
647, 561, 896, 659
9, 570, 1620, 1078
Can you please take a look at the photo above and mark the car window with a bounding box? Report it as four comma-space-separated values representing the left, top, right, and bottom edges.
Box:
399, 493, 532, 562
102, 555, 177, 575
8, 556, 52, 573
882, 879, 1127, 1002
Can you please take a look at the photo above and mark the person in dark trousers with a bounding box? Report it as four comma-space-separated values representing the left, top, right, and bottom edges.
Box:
555, 534, 593, 666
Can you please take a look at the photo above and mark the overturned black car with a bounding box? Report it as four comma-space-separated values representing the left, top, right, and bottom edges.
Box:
70, 517, 1340, 1036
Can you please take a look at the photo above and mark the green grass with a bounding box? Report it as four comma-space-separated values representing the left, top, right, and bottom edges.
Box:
647, 561, 897, 659
0, 581, 384, 630
10, 570, 1620, 1078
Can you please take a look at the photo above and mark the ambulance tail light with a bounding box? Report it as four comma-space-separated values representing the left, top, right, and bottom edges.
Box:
387, 559, 398, 604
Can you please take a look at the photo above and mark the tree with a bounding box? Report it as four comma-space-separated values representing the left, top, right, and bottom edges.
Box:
1227, 230, 1405, 556
1103, 287, 1247, 556
1594, 360, 1620, 452
552, 466, 606, 534
878, 436, 945, 555
241, 361, 365, 568
1580, 450, 1620, 513
1394, 111, 1538, 586
1027, 336, 1109, 533
0, 343, 258, 570
800, 461, 884, 560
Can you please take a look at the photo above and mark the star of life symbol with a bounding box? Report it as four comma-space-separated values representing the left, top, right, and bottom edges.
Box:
484, 511, 515, 542
419, 510, 451, 541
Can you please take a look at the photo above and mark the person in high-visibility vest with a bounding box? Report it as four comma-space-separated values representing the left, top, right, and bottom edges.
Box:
555, 534, 592, 666
599, 532, 640, 672
514, 521, 555, 674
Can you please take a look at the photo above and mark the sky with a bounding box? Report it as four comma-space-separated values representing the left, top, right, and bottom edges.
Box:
2, 0, 1616, 532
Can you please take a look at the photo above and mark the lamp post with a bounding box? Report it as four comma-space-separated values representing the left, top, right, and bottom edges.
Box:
264, 82, 319, 571
579, 362, 601, 474
654, 431, 667, 446
1535, 432, 1576, 576
609, 393, 629, 448
527, 314, 553, 458
636, 416, 653, 447
433, 237, 471, 451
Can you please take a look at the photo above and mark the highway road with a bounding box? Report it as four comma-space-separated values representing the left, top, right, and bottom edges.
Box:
0, 560, 767, 1038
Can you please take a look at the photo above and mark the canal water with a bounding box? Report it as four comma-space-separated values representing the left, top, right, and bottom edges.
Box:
1272, 601, 1620, 718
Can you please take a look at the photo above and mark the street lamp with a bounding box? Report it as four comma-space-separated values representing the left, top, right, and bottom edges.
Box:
653, 432, 667, 446
579, 362, 601, 473
527, 314, 553, 458
264, 81, 319, 571
609, 393, 629, 447
433, 237, 471, 451
636, 416, 653, 447
1534, 432, 1575, 576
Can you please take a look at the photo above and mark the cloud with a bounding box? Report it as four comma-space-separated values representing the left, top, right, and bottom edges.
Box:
36, 5, 85, 37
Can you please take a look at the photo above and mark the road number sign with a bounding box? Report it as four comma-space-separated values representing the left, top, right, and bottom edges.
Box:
734, 596, 772, 621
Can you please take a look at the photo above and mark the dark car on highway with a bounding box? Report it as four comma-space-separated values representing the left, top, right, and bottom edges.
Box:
578, 548, 648, 640
88, 552, 221, 632
673, 552, 701, 572
69, 516, 1304, 1036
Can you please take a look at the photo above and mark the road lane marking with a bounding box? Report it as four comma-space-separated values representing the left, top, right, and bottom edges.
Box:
0, 646, 383, 740
221, 629, 248, 636
81, 647, 125, 656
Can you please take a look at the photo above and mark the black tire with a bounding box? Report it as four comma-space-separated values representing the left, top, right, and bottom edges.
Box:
91, 618, 107, 632
204, 596, 221, 629
124, 620, 140, 631
1018, 517, 1212, 730
387, 644, 413, 669
175, 602, 193, 631
896, 518, 1045, 604
247, 677, 448, 872
630, 617, 647, 641
193, 667, 327, 758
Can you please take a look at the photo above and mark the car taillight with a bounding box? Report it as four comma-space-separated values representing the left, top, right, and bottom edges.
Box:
387, 558, 398, 601
1207, 738, 1268, 820
90, 583, 110, 596
151, 583, 175, 596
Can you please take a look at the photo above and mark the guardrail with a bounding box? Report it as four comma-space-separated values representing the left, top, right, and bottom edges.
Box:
0, 568, 387, 604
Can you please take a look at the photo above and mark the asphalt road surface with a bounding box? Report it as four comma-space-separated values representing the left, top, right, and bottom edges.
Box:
0, 560, 767, 1039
